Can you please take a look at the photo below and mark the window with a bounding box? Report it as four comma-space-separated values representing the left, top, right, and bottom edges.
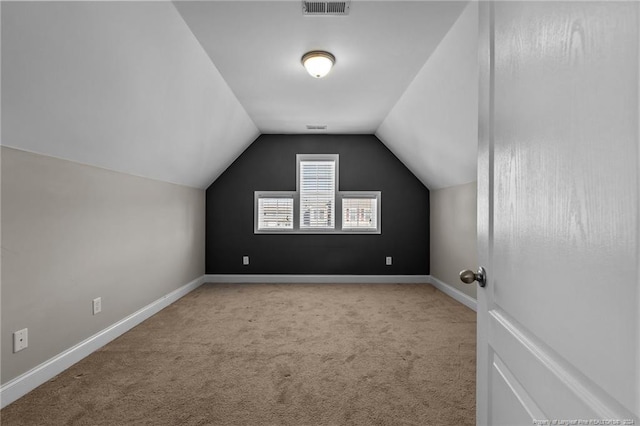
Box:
254, 193, 294, 232
298, 155, 337, 230
254, 154, 380, 234
341, 192, 381, 232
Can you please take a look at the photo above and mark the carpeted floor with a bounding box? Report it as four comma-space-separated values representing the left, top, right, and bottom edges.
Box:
1, 283, 476, 425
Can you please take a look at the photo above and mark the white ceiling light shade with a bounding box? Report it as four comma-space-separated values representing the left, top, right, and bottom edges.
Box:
301, 51, 335, 78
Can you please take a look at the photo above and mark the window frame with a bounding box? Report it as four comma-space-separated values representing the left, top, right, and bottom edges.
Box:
296, 154, 339, 233
254, 191, 296, 233
340, 191, 382, 234
254, 154, 382, 235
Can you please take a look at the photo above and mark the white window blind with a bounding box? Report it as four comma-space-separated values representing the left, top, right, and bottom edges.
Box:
257, 197, 293, 230
255, 154, 380, 234
299, 160, 335, 229
342, 197, 377, 230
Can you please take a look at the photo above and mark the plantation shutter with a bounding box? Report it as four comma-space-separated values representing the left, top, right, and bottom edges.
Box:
299, 160, 335, 229
342, 197, 377, 230
257, 197, 293, 229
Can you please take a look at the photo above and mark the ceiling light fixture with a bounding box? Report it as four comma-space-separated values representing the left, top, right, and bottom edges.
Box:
301, 51, 335, 78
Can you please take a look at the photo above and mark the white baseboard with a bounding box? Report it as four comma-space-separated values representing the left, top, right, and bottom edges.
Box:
203, 274, 430, 284
0, 275, 205, 409
428, 275, 477, 311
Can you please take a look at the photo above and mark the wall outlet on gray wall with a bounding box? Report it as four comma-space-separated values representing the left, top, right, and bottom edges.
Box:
92, 297, 102, 315
13, 328, 28, 353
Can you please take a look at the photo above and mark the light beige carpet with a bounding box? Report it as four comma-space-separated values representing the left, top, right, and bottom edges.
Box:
1, 283, 476, 425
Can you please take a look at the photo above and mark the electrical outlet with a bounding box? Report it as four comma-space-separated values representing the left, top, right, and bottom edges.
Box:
93, 297, 102, 315
13, 328, 28, 353
243, 256, 249, 265
386, 256, 392, 266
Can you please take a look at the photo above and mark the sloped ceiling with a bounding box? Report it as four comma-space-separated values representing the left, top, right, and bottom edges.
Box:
2, 1, 479, 190
376, 1, 479, 190
1, 1, 259, 189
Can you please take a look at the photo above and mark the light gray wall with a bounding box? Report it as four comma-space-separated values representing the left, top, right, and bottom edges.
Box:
430, 181, 478, 299
1, 147, 205, 384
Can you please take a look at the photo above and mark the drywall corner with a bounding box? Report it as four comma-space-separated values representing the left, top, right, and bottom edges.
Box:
430, 181, 478, 300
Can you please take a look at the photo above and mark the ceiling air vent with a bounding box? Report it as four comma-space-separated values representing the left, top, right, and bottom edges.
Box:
306, 125, 328, 130
302, 1, 350, 16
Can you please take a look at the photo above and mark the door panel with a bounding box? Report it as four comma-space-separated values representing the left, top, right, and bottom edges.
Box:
491, 356, 543, 426
490, 309, 608, 418
478, 1, 640, 424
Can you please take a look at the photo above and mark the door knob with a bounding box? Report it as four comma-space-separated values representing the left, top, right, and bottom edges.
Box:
459, 266, 487, 287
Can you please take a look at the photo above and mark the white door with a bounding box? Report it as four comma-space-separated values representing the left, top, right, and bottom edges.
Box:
475, 2, 640, 425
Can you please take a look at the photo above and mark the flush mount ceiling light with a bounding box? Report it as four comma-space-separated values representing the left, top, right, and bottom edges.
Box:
301, 51, 335, 78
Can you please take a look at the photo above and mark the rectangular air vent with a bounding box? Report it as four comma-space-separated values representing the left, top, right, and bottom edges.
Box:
306, 125, 328, 130
302, 1, 350, 16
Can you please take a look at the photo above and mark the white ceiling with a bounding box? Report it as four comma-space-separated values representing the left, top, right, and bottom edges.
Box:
174, 1, 468, 135
2, 1, 479, 190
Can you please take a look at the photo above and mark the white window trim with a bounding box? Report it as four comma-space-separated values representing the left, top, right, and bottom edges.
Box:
254, 154, 382, 234
296, 154, 339, 232
340, 191, 382, 234
254, 191, 296, 233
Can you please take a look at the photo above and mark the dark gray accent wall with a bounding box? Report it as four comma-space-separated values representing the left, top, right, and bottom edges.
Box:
205, 134, 429, 275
